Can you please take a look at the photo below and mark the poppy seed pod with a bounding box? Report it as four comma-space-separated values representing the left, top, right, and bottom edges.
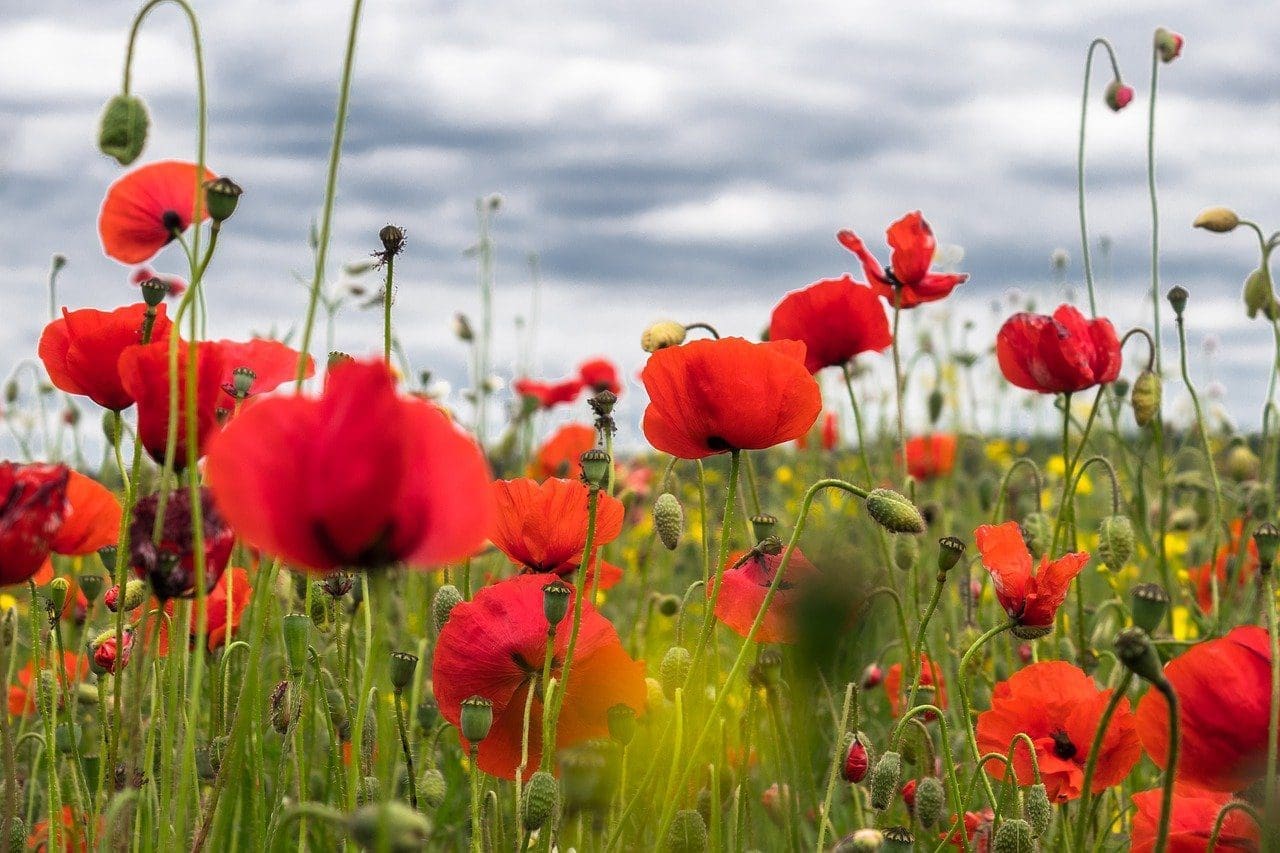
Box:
78, 574, 104, 602
1115, 627, 1166, 686
865, 489, 927, 535
1104, 79, 1134, 112
893, 535, 919, 572
98, 93, 150, 166
419, 767, 447, 810
1254, 522, 1280, 569
1130, 583, 1170, 634
654, 493, 684, 551
378, 224, 406, 257
281, 614, 310, 678
660, 646, 692, 700
1193, 206, 1239, 234
1096, 515, 1135, 571
1166, 285, 1189, 318
389, 651, 418, 694
882, 826, 914, 852
607, 703, 638, 746
347, 801, 431, 851
47, 577, 70, 616
914, 776, 945, 828
542, 581, 572, 626
1019, 512, 1051, 560
750, 513, 778, 541
522, 769, 558, 830
139, 277, 169, 308
431, 584, 463, 633
641, 320, 686, 353
665, 809, 708, 853
992, 818, 1034, 853
459, 695, 494, 744
203, 177, 242, 223
937, 536, 965, 574
869, 751, 902, 810
842, 734, 870, 782
580, 448, 611, 490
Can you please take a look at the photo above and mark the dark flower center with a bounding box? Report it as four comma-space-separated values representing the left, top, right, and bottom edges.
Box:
706, 435, 732, 452
162, 210, 182, 234
1051, 729, 1077, 760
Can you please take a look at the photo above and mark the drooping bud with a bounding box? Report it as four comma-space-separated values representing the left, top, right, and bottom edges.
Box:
347, 801, 432, 851
1104, 80, 1134, 112
91, 628, 134, 675
660, 646, 692, 700
580, 448, 611, 490
522, 769, 558, 830
1115, 627, 1166, 685
837, 828, 885, 852
1167, 285, 1189, 318
656, 594, 681, 617
1227, 442, 1262, 482
281, 614, 310, 677
869, 751, 902, 810
607, 703, 637, 746
860, 662, 883, 690
1096, 515, 1135, 571
1193, 206, 1239, 233
389, 651, 418, 694
419, 768, 447, 810
665, 809, 708, 852
893, 535, 919, 572
864, 489, 927, 535
882, 826, 914, 853
460, 695, 494, 743
1154, 27, 1184, 63
654, 493, 684, 551
104, 579, 147, 613
992, 818, 1034, 853
842, 734, 870, 782
914, 776, 944, 828
1025, 782, 1052, 837
1130, 583, 1170, 634
203, 177, 243, 223
641, 320, 687, 353
98, 94, 150, 166
1020, 512, 1052, 560
937, 536, 965, 574
431, 584, 463, 633
1244, 268, 1279, 321
542, 580, 572, 627
1254, 522, 1280, 569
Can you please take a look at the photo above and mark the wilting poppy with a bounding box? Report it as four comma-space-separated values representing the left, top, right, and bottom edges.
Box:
884, 654, 948, 717
8, 652, 86, 716
904, 434, 957, 480
130, 266, 187, 298
0, 462, 70, 586
1189, 519, 1257, 612
117, 339, 227, 465
837, 212, 968, 308
129, 486, 233, 600
50, 471, 122, 555
1135, 625, 1275, 792
641, 337, 821, 460
38, 303, 172, 411
432, 573, 646, 779
205, 358, 492, 572
976, 661, 1140, 802
513, 378, 584, 411
709, 547, 818, 644
212, 337, 314, 404
528, 423, 597, 481
98, 160, 217, 264
768, 276, 893, 373
996, 305, 1121, 395
155, 567, 253, 653
578, 358, 621, 395
974, 521, 1089, 638
1131, 785, 1258, 853
489, 478, 625, 590
796, 411, 840, 452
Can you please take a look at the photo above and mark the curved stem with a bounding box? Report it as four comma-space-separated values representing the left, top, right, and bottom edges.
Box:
1147, 46, 1163, 370
1152, 681, 1180, 853
956, 621, 1016, 810
1072, 670, 1133, 850
1078, 37, 1123, 317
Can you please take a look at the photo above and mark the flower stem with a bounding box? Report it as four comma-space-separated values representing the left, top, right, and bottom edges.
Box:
956, 620, 1015, 810
1152, 681, 1180, 853
1072, 670, 1132, 851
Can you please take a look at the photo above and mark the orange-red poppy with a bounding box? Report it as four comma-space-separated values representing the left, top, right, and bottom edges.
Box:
27, 805, 91, 853
1135, 625, 1275, 792
117, 339, 227, 465
708, 547, 818, 644
98, 160, 217, 264
976, 661, 1140, 803
1188, 519, 1257, 613
1130, 785, 1259, 852
837, 212, 967, 308
489, 478, 625, 590
211, 338, 314, 404
578, 358, 621, 395
641, 337, 821, 460
8, 652, 86, 717
528, 423, 597, 481
0, 462, 70, 586
38, 303, 172, 410
431, 573, 646, 779
996, 305, 1122, 395
768, 276, 892, 373
884, 654, 948, 717
974, 521, 1089, 637
50, 471, 121, 555
903, 434, 957, 480
205, 358, 492, 572
513, 378, 584, 411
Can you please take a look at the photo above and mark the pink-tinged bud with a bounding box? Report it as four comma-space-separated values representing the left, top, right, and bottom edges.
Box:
1105, 80, 1134, 112
760, 783, 789, 824
1018, 643, 1033, 664
1154, 27, 1184, 63
92, 629, 134, 674
842, 735, 870, 783
860, 662, 884, 690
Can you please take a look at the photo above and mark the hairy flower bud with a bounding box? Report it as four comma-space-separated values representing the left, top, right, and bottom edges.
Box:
1104, 80, 1134, 112
1131, 369, 1161, 428
835, 828, 884, 852
1227, 442, 1262, 482
665, 809, 708, 852
641, 320, 687, 353
98, 94, 150, 166
104, 579, 147, 614
865, 489, 927, 535
1193, 206, 1239, 234
419, 767, 447, 810
281, 614, 310, 677
660, 646, 692, 700
269, 680, 291, 734
869, 751, 902, 810
893, 534, 919, 572
1115, 627, 1166, 685
1244, 268, 1279, 321
842, 733, 870, 783
914, 776, 945, 828
347, 801, 431, 851
522, 769, 558, 830
431, 584, 463, 634
1025, 782, 1052, 837
654, 493, 684, 551
47, 577, 70, 616
1096, 515, 1135, 571
992, 818, 1034, 853
1154, 27, 1185, 63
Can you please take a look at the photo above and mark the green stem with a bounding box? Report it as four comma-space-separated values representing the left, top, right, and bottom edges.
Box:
1077, 38, 1122, 317
1146, 45, 1163, 371
1072, 670, 1133, 851
688, 451, 742, 680
815, 682, 855, 853
956, 621, 1016, 810
1152, 681, 1180, 853
382, 254, 395, 365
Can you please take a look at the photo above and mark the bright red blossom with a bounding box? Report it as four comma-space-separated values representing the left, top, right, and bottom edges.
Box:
50, 471, 121, 555
117, 339, 227, 465
577, 358, 621, 395
155, 567, 253, 653
709, 547, 818, 644
212, 338, 314, 404
9, 653, 86, 717
837, 212, 968, 308
0, 462, 70, 586
98, 160, 217, 265
996, 304, 1121, 395
975, 522, 1089, 635
513, 378, 584, 411
528, 423, 597, 481
904, 434, 957, 480
39, 303, 172, 410
1131, 785, 1258, 852
768, 276, 892, 373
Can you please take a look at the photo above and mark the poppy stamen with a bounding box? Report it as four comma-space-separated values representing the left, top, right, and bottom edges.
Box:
161, 210, 182, 234
1050, 729, 1078, 760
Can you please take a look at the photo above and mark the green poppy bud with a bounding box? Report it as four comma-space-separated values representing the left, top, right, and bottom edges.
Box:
654, 493, 684, 550
1025, 782, 1052, 837
914, 776, 945, 828
1243, 268, 1278, 320
47, 577, 70, 615
656, 594, 681, 617
1131, 369, 1161, 428
660, 646, 692, 700
869, 751, 902, 810
893, 535, 919, 572
98, 94, 150, 166
665, 808, 708, 852
992, 818, 1034, 853
419, 767, 447, 810
431, 584, 463, 633
1096, 515, 1135, 571
1114, 627, 1166, 686
522, 769, 558, 830
865, 489, 926, 535
281, 614, 310, 677
347, 801, 430, 850
1167, 285, 1189, 318
1020, 512, 1052, 560
927, 389, 945, 425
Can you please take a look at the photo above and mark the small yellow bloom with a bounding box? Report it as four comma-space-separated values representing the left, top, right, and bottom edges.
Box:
1171, 606, 1199, 641
775, 465, 794, 485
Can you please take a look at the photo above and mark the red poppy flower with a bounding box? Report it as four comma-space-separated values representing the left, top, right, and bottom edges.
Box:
904, 434, 957, 480
1131, 785, 1258, 852
528, 423, 597, 481
578, 358, 621, 395
129, 486, 233, 599
837, 212, 967, 308
205, 358, 492, 573
768, 276, 893, 373
941, 809, 994, 852
212, 338, 314, 404
974, 522, 1089, 637
155, 567, 253, 653
98, 160, 217, 264
8, 652, 86, 716
38, 303, 172, 411
28, 805, 92, 853
976, 661, 1140, 802
641, 337, 821, 460
1189, 519, 1257, 612
94, 629, 134, 674
49, 471, 121, 555
885, 654, 948, 717
117, 339, 227, 465
131, 266, 187, 298
489, 478, 625, 590
0, 462, 70, 586
996, 305, 1122, 395
513, 378, 584, 411
708, 547, 818, 644
1135, 626, 1274, 792
432, 573, 646, 779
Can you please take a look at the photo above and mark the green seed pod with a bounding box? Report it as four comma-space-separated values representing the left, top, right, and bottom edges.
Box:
914, 776, 945, 829
607, 703, 637, 746
1096, 515, 1135, 571
98, 94, 150, 166
893, 535, 919, 572
660, 646, 692, 700
388, 651, 418, 694
992, 818, 1034, 853
937, 536, 966, 574
1254, 522, 1280, 569
654, 493, 684, 551
522, 769, 558, 830
580, 449, 612, 489
665, 808, 708, 852
347, 801, 431, 851
77, 574, 104, 602
203, 177, 243, 223
869, 751, 902, 811
542, 581, 571, 626
1130, 583, 1170, 635
356, 775, 381, 806
882, 826, 914, 853
1025, 782, 1052, 837
864, 489, 927, 535
1131, 369, 1162, 428
431, 584, 463, 633
1020, 512, 1051, 560
1114, 627, 1165, 685
460, 695, 494, 743
419, 767, 447, 809
47, 577, 70, 615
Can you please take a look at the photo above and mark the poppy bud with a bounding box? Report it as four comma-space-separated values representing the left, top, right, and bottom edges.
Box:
869, 751, 902, 810
419, 767, 447, 810
750, 513, 778, 542
203, 177, 243, 223
1129, 583, 1170, 635
1193, 206, 1239, 233
1020, 512, 1051, 560
356, 775, 381, 806
47, 577, 70, 615
580, 448, 611, 490
1127, 369, 1160, 428
1226, 442, 1261, 482
326, 687, 349, 740
656, 594, 681, 617
0, 608, 15, 649
914, 776, 945, 829
269, 680, 292, 734
431, 584, 462, 633
654, 493, 684, 551
882, 826, 914, 853
992, 818, 1034, 853
378, 224, 406, 257
1096, 515, 1135, 571
936, 536, 965, 575
1254, 522, 1280, 569
98, 93, 150, 165
864, 489, 927, 535
607, 703, 637, 746
641, 320, 687, 353
1166, 286, 1189, 318
666, 808, 708, 853
1022, 782, 1052, 836
1154, 27, 1184, 63
836, 828, 884, 852
1104, 80, 1134, 112
927, 389, 944, 426
453, 313, 474, 342
460, 695, 494, 743
842, 734, 870, 782
542, 580, 571, 626
105, 579, 147, 613
281, 614, 310, 677
861, 662, 883, 689
389, 651, 418, 694
893, 535, 919, 572
522, 769, 559, 830
660, 646, 692, 700
91, 628, 134, 675
1243, 268, 1278, 320
1114, 627, 1166, 686
347, 801, 431, 850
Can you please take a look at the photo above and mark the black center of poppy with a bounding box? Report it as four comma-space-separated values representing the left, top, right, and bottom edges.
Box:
883, 267, 903, 288
706, 436, 732, 452
1051, 729, 1077, 760
161, 210, 182, 234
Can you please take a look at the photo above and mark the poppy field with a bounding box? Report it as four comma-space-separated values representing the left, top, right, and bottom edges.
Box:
3, 5, 1280, 853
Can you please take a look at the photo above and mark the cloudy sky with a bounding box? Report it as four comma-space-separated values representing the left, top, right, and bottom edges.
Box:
1, 0, 1278, 453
